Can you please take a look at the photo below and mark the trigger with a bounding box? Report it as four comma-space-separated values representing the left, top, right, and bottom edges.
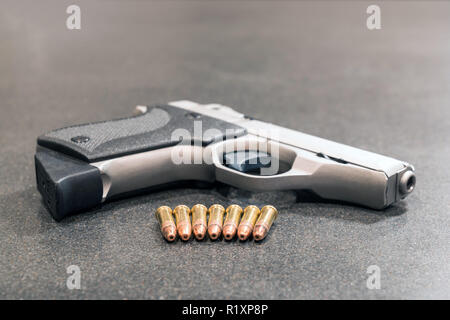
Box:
223, 151, 272, 173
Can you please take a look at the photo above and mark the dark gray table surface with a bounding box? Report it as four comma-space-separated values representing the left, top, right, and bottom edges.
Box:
1, 1, 449, 299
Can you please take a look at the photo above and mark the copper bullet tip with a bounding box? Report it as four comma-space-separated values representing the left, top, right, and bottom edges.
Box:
177, 223, 191, 241
208, 225, 222, 240
222, 224, 237, 240
193, 224, 206, 240
237, 225, 252, 241
162, 226, 177, 242
253, 225, 268, 241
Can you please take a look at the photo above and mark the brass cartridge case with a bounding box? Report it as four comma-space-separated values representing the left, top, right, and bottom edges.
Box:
208, 204, 225, 240
253, 205, 278, 241
191, 204, 208, 240
223, 205, 243, 240
155, 206, 177, 242
173, 205, 192, 241
238, 205, 261, 241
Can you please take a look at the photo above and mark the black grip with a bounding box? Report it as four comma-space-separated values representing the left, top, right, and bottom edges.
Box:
37, 105, 246, 162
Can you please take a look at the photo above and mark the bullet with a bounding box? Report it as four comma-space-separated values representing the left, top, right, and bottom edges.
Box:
238, 205, 260, 241
191, 204, 208, 240
223, 205, 243, 240
253, 205, 278, 241
208, 204, 225, 240
155, 206, 177, 242
173, 205, 192, 241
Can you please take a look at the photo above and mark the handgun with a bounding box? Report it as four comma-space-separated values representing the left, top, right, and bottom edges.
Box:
35, 100, 416, 221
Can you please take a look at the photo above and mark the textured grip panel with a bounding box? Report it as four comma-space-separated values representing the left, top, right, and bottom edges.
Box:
38, 105, 246, 162
45, 108, 170, 153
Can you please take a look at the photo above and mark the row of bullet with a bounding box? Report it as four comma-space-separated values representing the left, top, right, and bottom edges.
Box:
155, 204, 278, 242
